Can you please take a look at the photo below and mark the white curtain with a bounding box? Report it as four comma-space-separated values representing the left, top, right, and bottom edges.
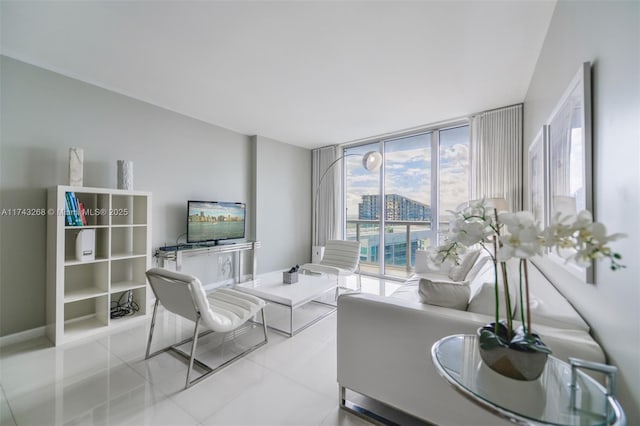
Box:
470, 104, 523, 212
312, 145, 341, 246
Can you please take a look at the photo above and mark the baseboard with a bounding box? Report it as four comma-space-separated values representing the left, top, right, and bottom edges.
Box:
0, 326, 47, 348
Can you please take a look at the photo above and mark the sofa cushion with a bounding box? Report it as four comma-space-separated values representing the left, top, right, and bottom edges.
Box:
514, 264, 590, 332
467, 280, 517, 317
418, 279, 470, 310
448, 249, 481, 282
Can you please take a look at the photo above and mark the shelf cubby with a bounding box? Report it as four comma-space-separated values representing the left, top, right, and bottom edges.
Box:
109, 287, 147, 322
64, 262, 109, 303
110, 226, 147, 258
63, 296, 109, 338
64, 227, 109, 263
72, 191, 110, 227
111, 194, 148, 226
110, 256, 147, 291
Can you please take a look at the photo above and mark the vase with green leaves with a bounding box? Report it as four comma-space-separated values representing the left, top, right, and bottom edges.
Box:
432, 198, 625, 380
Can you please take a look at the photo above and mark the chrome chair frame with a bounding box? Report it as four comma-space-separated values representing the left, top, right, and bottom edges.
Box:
145, 298, 268, 389
144, 268, 268, 390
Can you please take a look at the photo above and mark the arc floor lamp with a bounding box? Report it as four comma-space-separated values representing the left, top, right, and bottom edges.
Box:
313, 150, 383, 260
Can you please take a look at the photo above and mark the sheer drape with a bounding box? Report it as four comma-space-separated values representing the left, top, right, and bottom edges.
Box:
312, 145, 341, 246
470, 104, 523, 211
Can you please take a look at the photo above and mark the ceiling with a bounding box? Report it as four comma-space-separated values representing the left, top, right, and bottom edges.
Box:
1, 1, 556, 149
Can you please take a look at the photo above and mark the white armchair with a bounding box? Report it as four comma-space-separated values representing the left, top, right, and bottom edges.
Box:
145, 267, 268, 389
300, 240, 362, 291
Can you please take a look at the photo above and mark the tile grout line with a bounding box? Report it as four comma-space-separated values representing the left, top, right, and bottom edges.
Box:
0, 383, 18, 426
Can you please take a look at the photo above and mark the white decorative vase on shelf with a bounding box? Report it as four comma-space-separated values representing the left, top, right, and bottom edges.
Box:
117, 160, 133, 190
69, 147, 84, 187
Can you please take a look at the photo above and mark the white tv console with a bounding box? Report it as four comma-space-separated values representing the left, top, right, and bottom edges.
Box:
155, 241, 261, 283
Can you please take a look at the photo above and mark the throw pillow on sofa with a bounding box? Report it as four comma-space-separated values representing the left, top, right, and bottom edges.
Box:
447, 249, 481, 282
418, 279, 470, 310
467, 279, 517, 317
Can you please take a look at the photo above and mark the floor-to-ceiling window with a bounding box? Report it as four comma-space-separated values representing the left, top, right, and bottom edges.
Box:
438, 125, 471, 246
344, 143, 381, 274
383, 133, 431, 276
344, 123, 469, 278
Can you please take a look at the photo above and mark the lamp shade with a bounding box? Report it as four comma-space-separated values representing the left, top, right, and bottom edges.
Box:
362, 151, 382, 171
485, 197, 509, 212
553, 196, 577, 216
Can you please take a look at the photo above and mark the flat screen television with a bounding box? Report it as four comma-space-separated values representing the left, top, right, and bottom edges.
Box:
187, 200, 246, 244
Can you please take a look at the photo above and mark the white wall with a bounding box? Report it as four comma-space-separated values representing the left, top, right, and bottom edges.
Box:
523, 1, 639, 422
253, 135, 312, 273
0, 56, 311, 336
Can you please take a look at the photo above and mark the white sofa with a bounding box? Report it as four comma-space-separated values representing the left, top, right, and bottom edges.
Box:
336, 254, 606, 425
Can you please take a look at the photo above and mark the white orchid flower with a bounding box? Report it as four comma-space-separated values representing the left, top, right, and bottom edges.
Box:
436, 201, 625, 270
430, 241, 465, 266
449, 217, 493, 246
497, 212, 543, 261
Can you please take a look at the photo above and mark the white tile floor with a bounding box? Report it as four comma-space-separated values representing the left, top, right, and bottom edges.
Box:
0, 277, 407, 426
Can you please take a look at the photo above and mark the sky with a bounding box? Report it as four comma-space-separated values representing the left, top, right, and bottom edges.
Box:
344, 125, 469, 221
188, 201, 245, 219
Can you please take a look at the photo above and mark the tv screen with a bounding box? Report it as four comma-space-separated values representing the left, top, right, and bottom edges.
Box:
187, 201, 246, 244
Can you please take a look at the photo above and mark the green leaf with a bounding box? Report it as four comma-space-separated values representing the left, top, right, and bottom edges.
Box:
478, 329, 503, 350
509, 326, 552, 354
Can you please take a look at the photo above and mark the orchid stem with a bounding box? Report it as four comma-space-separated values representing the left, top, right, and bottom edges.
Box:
524, 259, 532, 337
519, 259, 526, 334
492, 234, 500, 335
493, 207, 512, 339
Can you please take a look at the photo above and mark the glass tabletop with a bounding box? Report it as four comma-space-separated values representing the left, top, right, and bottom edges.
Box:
431, 335, 624, 426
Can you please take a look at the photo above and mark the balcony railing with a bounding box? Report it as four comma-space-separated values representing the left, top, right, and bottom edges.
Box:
345, 219, 429, 277
346, 218, 452, 278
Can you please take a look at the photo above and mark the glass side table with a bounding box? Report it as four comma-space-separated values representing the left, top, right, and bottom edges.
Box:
431, 334, 626, 426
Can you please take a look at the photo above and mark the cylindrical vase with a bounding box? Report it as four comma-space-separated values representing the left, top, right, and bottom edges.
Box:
117, 160, 134, 190
69, 147, 84, 187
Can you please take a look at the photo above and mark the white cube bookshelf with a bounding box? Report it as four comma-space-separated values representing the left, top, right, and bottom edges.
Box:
47, 185, 152, 345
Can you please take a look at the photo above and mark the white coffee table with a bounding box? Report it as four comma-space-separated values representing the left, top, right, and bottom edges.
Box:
234, 270, 337, 336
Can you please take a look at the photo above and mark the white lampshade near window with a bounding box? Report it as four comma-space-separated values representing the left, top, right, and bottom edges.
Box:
553, 195, 577, 216
362, 151, 382, 172
469, 197, 509, 212
485, 197, 509, 212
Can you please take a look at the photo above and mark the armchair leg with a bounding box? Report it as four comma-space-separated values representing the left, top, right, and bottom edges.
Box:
145, 299, 160, 359
185, 316, 201, 389
144, 304, 268, 390
261, 308, 268, 343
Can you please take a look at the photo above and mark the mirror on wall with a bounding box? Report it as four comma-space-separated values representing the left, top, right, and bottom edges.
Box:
546, 62, 593, 281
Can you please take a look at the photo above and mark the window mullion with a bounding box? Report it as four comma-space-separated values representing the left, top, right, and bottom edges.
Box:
379, 140, 385, 276
431, 131, 439, 246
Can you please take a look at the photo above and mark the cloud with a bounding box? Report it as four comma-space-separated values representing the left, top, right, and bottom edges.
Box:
439, 166, 469, 214
347, 173, 378, 185
440, 144, 469, 168
385, 164, 405, 170
385, 147, 429, 165
405, 168, 424, 176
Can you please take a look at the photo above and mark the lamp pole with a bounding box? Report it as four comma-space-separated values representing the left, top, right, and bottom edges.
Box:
313, 151, 382, 247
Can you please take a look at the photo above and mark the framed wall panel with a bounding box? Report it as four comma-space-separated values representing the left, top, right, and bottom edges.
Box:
546, 62, 593, 282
